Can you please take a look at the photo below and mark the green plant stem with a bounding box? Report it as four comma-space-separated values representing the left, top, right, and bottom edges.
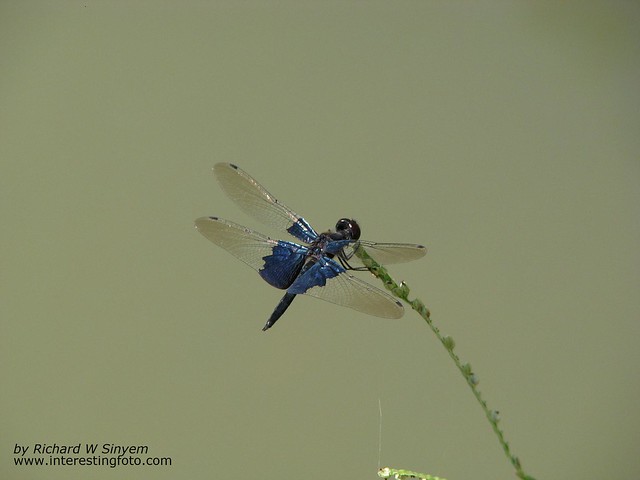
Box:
354, 246, 536, 480
378, 466, 446, 480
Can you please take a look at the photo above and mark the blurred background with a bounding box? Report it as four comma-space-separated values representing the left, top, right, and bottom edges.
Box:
1, 2, 638, 479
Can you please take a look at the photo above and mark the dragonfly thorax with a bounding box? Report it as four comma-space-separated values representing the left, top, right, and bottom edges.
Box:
307, 218, 360, 260
309, 233, 342, 257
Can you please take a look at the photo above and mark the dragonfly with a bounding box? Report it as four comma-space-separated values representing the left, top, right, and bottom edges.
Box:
195, 163, 426, 331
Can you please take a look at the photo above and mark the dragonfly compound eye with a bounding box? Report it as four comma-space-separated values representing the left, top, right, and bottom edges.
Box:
336, 218, 361, 240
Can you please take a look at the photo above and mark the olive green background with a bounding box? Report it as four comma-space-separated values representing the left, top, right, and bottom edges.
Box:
2, 2, 639, 480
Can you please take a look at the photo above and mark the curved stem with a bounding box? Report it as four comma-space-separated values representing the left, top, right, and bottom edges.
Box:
355, 246, 536, 480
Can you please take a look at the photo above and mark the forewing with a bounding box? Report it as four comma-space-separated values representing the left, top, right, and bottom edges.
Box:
194, 216, 307, 289
288, 257, 404, 319
213, 163, 318, 244
344, 241, 427, 265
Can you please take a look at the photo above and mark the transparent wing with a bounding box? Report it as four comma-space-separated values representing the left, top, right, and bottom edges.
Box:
213, 163, 318, 244
343, 241, 427, 265
196, 217, 403, 318
194, 216, 307, 289
289, 257, 404, 319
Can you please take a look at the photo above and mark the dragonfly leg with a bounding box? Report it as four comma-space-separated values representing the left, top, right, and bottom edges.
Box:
262, 292, 297, 331
336, 250, 368, 271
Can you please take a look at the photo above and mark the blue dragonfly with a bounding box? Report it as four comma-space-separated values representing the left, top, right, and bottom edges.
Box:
195, 163, 426, 331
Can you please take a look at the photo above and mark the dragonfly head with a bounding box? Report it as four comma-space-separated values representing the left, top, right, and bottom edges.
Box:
335, 218, 361, 240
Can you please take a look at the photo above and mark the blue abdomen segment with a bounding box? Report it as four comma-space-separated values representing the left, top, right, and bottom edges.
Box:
259, 241, 307, 289
287, 218, 318, 244
287, 258, 344, 295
